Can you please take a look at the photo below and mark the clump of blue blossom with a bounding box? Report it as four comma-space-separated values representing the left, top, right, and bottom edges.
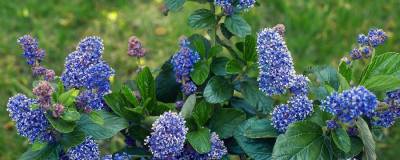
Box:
18, 35, 56, 80
321, 86, 378, 124
102, 152, 131, 160
61, 36, 114, 111
7, 94, 54, 143
289, 75, 310, 96
350, 28, 387, 60
257, 26, 296, 96
215, 0, 256, 14
66, 137, 100, 160
145, 111, 188, 159
271, 95, 313, 132
171, 37, 200, 96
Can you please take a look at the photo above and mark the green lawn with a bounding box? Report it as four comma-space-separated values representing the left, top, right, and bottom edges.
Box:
1, 0, 399, 159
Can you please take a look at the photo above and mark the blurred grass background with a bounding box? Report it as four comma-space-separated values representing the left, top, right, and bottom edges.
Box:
0, 0, 399, 159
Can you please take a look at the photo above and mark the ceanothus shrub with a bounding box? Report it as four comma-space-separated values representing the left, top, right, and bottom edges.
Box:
6, 0, 400, 160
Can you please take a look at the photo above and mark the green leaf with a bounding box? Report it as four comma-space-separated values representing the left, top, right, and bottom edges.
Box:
31, 141, 47, 151
121, 85, 139, 107
191, 60, 210, 85
128, 124, 151, 143
209, 108, 246, 139
356, 118, 376, 160
243, 117, 278, 138
220, 23, 233, 39
338, 61, 352, 82
164, 0, 185, 12
332, 127, 351, 153
234, 120, 273, 160
156, 61, 180, 103
362, 75, 400, 93
30, 104, 40, 110
211, 57, 229, 76
225, 59, 242, 74
203, 76, 233, 104
338, 73, 351, 92
137, 67, 157, 112
272, 121, 331, 160
60, 129, 86, 150
46, 114, 76, 133
89, 110, 104, 126
187, 128, 212, 154
334, 137, 363, 159
243, 35, 257, 61
19, 144, 58, 160
224, 15, 251, 38
77, 111, 128, 140
209, 45, 222, 58
192, 100, 213, 127
103, 92, 142, 122
58, 89, 79, 107
180, 94, 197, 119
188, 34, 211, 58
309, 107, 332, 127
311, 66, 339, 90
240, 80, 274, 113
230, 97, 256, 115
61, 109, 81, 122
188, 9, 215, 29
360, 52, 400, 84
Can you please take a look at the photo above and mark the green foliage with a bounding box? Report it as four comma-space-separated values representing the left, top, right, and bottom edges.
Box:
203, 76, 233, 104
209, 108, 246, 139
187, 128, 211, 154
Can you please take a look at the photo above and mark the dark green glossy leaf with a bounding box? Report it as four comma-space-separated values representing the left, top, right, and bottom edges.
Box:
156, 60, 180, 103
240, 80, 274, 113
243, 117, 278, 138
46, 114, 76, 133
188, 9, 215, 29
225, 59, 242, 74
19, 144, 58, 160
243, 35, 257, 61
187, 128, 211, 154
338, 61, 352, 82
209, 108, 246, 139
89, 110, 104, 126
203, 76, 233, 103
363, 75, 400, 93
77, 111, 128, 140
60, 129, 86, 150
332, 127, 351, 153
61, 109, 80, 122
192, 100, 213, 127
360, 52, 400, 84
224, 15, 251, 38
165, 0, 185, 12
234, 120, 273, 160
137, 67, 157, 112
191, 60, 210, 85
58, 89, 79, 107
272, 121, 330, 160
211, 57, 229, 76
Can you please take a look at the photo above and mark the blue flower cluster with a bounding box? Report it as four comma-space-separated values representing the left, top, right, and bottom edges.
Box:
237, 0, 256, 9
61, 36, 114, 111
6, 94, 54, 143
326, 120, 339, 129
102, 152, 131, 160
171, 38, 200, 96
350, 28, 387, 60
180, 132, 228, 160
215, 0, 256, 14
17, 35, 45, 66
18, 35, 55, 81
370, 90, 400, 128
271, 95, 313, 132
321, 86, 378, 124
145, 111, 188, 159
66, 137, 100, 160
289, 75, 310, 96
257, 27, 296, 96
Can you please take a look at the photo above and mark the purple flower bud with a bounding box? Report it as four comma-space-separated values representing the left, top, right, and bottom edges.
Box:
175, 100, 184, 110
17, 35, 45, 66
273, 24, 286, 37
326, 120, 339, 129
44, 69, 55, 81
32, 81, 53, 109
32, 66, 47, 76
350, 48, 362, 60
52, 104, 65, 118
128, 36, 146, 57
181, 81, 197, 96
347, 127, 358, 136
